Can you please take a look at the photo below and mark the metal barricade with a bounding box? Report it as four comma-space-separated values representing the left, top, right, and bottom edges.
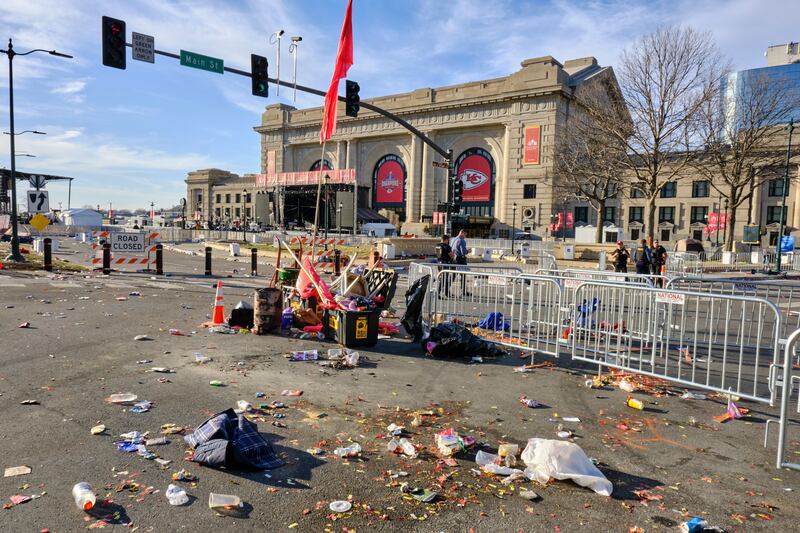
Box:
431, 270, 563, 357
568, 281, 782, 405
667, 276, 800, 342
770, 327, 800, 470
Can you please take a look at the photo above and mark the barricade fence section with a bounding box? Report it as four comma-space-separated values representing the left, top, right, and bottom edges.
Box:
568, 281, 782, 405
431, 270, 563, 357
667, 277, 800, 342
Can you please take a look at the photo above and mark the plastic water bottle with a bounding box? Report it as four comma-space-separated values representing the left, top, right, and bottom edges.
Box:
166, 484, 189, 506
72, 482, 96, 511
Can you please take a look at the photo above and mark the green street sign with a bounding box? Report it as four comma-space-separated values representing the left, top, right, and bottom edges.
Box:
180, 50, 223, 74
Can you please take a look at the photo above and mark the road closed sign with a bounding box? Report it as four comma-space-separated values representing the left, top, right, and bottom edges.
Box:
110, 233, 145, 254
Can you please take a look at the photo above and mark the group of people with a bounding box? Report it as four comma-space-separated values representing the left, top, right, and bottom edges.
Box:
611, 239, 667, 284
435, 230, 470, 297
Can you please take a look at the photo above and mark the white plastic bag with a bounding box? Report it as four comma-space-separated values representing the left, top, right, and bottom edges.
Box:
521, 438, 613, 496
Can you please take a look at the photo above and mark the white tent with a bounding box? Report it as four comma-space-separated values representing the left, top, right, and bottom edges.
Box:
61, 208, 102, 228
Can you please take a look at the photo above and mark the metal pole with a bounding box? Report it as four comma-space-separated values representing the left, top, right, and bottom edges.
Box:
102, 242, 111, 275
353, 182, 357, 236
776, 119, 794, 273
155, 243, 163, 275
715, 193, 721, 247
511, 204, 516, 254
43, 237, 52, 271
67, 178, 71, 209
204, 246, 212, 276
250, 247, 257, 276
6, 39, 22, 262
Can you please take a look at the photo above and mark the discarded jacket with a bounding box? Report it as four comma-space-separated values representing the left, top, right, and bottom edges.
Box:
424, 322, 506, 358
184, 408, 284, 470
401, 275, 429, 342
477, 311, 510, 332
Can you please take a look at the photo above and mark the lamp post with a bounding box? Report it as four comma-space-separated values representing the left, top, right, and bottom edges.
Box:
242, 189, 247, 239
1, 39, 71, 262
511, 202, 517, 254
775, 119, 794, 273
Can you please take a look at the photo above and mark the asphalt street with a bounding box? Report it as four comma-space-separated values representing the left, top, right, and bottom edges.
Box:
1, 241, 799, 532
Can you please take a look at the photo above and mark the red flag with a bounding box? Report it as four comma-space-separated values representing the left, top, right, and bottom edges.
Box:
319, 0, 354, 143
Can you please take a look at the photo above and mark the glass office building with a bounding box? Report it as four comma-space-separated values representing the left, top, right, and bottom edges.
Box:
721, 62, 800, 135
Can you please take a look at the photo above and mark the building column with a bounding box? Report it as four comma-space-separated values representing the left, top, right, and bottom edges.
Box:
346, 139, 359, 232
750, 179, 761, 225
407, 134, 422, 222
336, 141, 346, 170
420, 131, 436, 219
498, 123, 512, 224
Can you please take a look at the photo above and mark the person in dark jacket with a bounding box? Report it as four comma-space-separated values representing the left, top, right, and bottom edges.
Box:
610, 240, 630, 273
633, 239, 652, 275
650, 239, 667, 287
435, 234, 453, 297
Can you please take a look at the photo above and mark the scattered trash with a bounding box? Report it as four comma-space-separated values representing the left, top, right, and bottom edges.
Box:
714, 398, 749, 423
401, 275, 429, 341
329, 500, 352, 513
72, 482, 96, 511
680, 517, 708, 533
333, 443, 362, 458
90, 424, 106, 435
166, 484, 189, 506
137, 359, 153, 364
149, 367, 174, 373
519, 396, 540, 408
436, 428, 465, 456
237, 400, 253, 412
209, 380, 225, 387
681, 391, 707, 400
20, 399, 39, 405
520, 438, 613, 496
388, 438, 417, 457
289, 350, 318, 361
619, 380, 635, 393
208, 492, 241, 511
626, 397, 644, 410
281, 389, 303, 396
4, 465, 31, 477
519, 490, 540, 501
17, 322, 31, 329
134, 334, 153, 341
129, 401, 153, 413
562, 417, 581, 423
425, 322, 507, 358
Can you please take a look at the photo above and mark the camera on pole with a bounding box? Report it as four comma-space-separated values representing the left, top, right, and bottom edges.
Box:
101, 16, 126, 70
345, 80, 360, 117
251, 54, 269, 98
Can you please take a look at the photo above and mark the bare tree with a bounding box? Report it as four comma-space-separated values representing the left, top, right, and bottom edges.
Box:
694, 73, 800, 251
556, 97, 628, 242
581, 26, 726, 240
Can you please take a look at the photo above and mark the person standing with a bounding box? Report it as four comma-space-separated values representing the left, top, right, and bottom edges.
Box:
633, 238, 652, 275
434, 234, 454, 297
650, 239, 667, 287
453, 230, 471, 296
610, 240, 630, 273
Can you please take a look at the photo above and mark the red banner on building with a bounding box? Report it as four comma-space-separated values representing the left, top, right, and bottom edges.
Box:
373, 154, 405, 207
566, 212, 574, 228
523, 125, 541, 165
706, 212, 727, 232
456, 148, 494, 204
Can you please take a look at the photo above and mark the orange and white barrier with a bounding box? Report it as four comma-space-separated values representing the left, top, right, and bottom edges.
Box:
289, 236, 345, 246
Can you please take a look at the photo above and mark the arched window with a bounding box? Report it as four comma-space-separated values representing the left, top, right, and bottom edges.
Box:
455, 147, 495, 217
310, 159, 333, 171
372, 154, 406, 208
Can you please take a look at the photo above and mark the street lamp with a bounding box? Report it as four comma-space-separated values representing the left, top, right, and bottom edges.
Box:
775, 119, 794, 273
511, 202, 517, 254
289, 36, 302, 102
241, 189, 247, 239
1, 38, 71, 262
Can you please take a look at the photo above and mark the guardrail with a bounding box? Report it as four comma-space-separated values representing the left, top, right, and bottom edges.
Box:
771, 327, 800, 470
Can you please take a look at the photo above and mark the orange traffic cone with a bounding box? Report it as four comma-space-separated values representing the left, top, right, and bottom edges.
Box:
211, 280, 225, 325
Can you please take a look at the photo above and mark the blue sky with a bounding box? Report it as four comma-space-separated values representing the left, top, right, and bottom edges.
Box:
0, 0, 798, 210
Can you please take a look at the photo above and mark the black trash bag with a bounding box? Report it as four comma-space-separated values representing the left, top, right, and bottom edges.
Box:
401, 274, 430, 342
229, 300, 254, 329
424, 321, 507, 358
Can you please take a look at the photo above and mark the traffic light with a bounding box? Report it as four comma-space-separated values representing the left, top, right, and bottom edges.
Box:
345, 80, 360, 117
452, 177, 464, 204
251, 54, 269, 98
101, 16, 126, 70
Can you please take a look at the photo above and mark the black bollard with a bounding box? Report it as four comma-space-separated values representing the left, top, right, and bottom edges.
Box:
334, 249, 341, 276
155, 244, 164, 275
43, 238, 52, 272
102, 242, 111, 275
251, 247, 258, 277
205, 246, 212, 276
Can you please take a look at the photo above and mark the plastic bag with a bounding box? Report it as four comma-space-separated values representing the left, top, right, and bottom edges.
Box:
401, 275, 429, 342
521, 438, 613, 496
424, 322, 507, 358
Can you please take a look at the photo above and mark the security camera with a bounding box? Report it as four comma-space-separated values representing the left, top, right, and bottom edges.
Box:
277, 30, 285, 37
291, 36, 303, 43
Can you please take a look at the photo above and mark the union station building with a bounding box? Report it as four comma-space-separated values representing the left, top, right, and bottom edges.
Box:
186, 51, 799, 245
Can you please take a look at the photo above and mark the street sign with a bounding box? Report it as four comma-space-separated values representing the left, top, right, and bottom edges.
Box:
28, 175, 47, 189
110, 232, 145, 254
27, 190, 49, 213
132, 32, 155, 63
432, 161, 449, 169
180, 50, 223, 74
29, 213, 50, 231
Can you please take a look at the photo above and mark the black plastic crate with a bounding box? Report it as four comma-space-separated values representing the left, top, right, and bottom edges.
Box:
328, 308, 380, 347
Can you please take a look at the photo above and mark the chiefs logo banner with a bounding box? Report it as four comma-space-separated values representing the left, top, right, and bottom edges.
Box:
373, 154, 406, 207
456, 148, 494, 205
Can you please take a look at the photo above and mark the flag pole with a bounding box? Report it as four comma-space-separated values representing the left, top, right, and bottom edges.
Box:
312, 140, 327, 258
